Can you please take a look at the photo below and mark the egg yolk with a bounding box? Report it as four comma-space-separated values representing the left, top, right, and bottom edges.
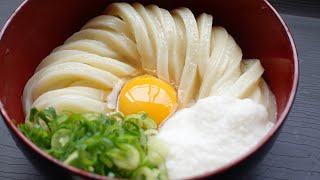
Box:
118, 75, 177, 125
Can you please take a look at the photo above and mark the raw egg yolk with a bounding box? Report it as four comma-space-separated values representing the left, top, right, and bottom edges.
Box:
118, 75, 177, 125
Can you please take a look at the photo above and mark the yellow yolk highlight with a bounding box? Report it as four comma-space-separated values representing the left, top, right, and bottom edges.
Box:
118, 75, 177, 125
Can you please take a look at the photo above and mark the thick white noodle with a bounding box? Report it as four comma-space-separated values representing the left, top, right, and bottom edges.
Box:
147, 5, 170, 82
105, 3, 155, 71
65, 29, 140, 64
222, 59, 264, 98
208, 35, 242, 96
52, 40, 122, 60
27, 87, 110, 117
22, 3, 276, 121
36, 50, 137, 77
197, 13, 213, 80
199, 26, 229, 99
257, 79, 277, 122
173, 8, 200, 108
82, 15, 134, 41
160, 8, 181, 85
22, 62, 120, 114
133, 3, 169, 79
44, 94, 111, 115
171, 13, 186, 86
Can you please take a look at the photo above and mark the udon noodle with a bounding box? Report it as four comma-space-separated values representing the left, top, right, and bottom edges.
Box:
22, 2, 276, 121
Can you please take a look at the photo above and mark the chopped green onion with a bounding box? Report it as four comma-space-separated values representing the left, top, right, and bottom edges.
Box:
51, 129, 71, 151
18, 108, 168, 180
124, 112, 157, 130
107, 144, 140, 170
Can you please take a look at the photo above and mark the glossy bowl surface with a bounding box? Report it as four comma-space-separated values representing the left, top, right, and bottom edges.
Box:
0, 0, 298, 179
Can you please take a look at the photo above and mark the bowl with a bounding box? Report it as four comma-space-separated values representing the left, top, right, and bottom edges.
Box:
0, 0, 298, 179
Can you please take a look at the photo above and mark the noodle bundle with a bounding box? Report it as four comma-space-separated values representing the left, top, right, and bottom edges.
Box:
23, 2, 276, 121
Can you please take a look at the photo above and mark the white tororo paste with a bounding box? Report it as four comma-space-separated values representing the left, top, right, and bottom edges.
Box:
157, 96, 274, 179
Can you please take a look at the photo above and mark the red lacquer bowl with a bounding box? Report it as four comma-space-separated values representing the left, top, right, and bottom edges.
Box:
0, 0, 298, 179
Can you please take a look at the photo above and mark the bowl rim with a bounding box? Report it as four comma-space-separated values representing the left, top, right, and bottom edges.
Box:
0, 0, 299, 179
